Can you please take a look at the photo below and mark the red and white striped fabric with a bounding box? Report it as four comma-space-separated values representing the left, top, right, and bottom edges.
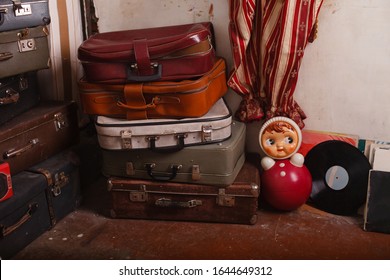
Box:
228, 0, 324, 128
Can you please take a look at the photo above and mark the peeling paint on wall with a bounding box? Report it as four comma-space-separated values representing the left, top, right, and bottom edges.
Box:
93, 0, 212, 32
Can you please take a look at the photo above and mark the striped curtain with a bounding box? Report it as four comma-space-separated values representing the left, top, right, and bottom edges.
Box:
228, 0, 324, 128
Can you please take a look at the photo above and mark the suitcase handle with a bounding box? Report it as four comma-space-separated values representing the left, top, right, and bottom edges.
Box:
0, 52, 13, 61
145, 163, 182, 181
116, 97, 157, 110
3, 138, 40, 159
148, 134, 186, 153
0, 203, 38, 239
0, 88, 19, 105
127, 63, 162, 82
155, 198, 202, 208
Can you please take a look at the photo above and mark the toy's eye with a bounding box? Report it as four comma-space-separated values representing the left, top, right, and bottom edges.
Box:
284, 137, 294, 144
265, 139, 275, 146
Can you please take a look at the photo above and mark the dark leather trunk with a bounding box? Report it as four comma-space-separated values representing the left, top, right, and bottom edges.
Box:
0, 101, 80, 175
107, 160, 260, 225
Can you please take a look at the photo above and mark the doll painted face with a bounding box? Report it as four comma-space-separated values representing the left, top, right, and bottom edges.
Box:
259, 117, 302, 159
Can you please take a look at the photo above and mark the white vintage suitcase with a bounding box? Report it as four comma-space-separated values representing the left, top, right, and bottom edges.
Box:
95, 98, 232, 151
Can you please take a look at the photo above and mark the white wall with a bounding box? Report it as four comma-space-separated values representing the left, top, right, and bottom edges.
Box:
90, 0, 390, 152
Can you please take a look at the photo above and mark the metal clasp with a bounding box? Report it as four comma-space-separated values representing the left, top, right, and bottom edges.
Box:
216, 189, 235, 207
52, 172, 69, 197
120, 130, 132, 149
54, 113, 68, 131
202, 125, 212, 142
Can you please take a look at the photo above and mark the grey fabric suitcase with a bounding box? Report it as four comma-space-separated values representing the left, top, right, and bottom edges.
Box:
101, 121, 246, 186
95, 98, 232, 151
0, 25, 50, 79
0, 0, 50, 32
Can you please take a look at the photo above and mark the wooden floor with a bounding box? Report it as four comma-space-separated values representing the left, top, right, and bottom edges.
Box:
12, 175, 390, 260
10, 127, 390, 260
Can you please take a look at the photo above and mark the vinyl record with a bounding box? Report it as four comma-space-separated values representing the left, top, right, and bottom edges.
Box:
305, 140, 371, 215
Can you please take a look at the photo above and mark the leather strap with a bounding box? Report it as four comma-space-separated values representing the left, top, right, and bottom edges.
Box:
123, 83, 147, 119
133, 39, 153, 76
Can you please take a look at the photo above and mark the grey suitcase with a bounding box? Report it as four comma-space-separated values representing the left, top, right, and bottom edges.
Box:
0, 25, 50, 79
0, 0, 50, 32
95, 98, 232, 151
101, 121, 246, 186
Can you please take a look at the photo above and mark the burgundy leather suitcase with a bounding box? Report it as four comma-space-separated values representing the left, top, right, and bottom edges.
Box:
0, 169, 52, 259
78, 22, 216, 83
0, 101, 80, 175
0, 71, 40, 125
108, 160, 260, 225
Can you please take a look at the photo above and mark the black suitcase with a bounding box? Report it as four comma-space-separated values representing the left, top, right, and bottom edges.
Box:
0, 170, 52, 259
0, 71, 40, 125
0, 149, 81, 259
0, 0, 50, 32
27, 149, 82, 226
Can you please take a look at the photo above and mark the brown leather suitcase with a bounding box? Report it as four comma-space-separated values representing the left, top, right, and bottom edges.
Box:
78, 58, 227, 120
0, 101, 79, 175
107, 160, 260, 225
78, 22, 215, 83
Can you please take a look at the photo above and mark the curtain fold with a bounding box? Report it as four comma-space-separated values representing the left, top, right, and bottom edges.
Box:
228, 0, 324, 128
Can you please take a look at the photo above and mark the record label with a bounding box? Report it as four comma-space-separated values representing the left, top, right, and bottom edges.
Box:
305, 140, 371, 215
325, 165, 349, 191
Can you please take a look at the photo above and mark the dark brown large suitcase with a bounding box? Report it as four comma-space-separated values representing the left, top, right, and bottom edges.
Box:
107, 160, 260, 225
0, 101, 79, 175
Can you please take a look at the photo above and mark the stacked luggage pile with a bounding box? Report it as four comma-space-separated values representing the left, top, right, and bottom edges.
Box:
0, 0, 82, 259
77, 22, 260, 225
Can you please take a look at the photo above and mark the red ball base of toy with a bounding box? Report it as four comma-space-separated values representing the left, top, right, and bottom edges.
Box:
261, 159, 312, 211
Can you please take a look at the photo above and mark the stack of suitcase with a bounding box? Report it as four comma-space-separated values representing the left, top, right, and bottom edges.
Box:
0, 0, 81, 259
77, 22, 260, 225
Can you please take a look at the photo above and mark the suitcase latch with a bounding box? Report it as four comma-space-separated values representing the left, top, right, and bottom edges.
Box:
17, 38, 36, 53
121, 130, 132, 149
192, 165, 201, 181
126, 162, 135, 175
13, 2, 32, 16
54, 113, 68, 130
129, 185, 147, 202
202, 125, 213, 142
217, 189, 235, 207
52, 172, 69, 197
